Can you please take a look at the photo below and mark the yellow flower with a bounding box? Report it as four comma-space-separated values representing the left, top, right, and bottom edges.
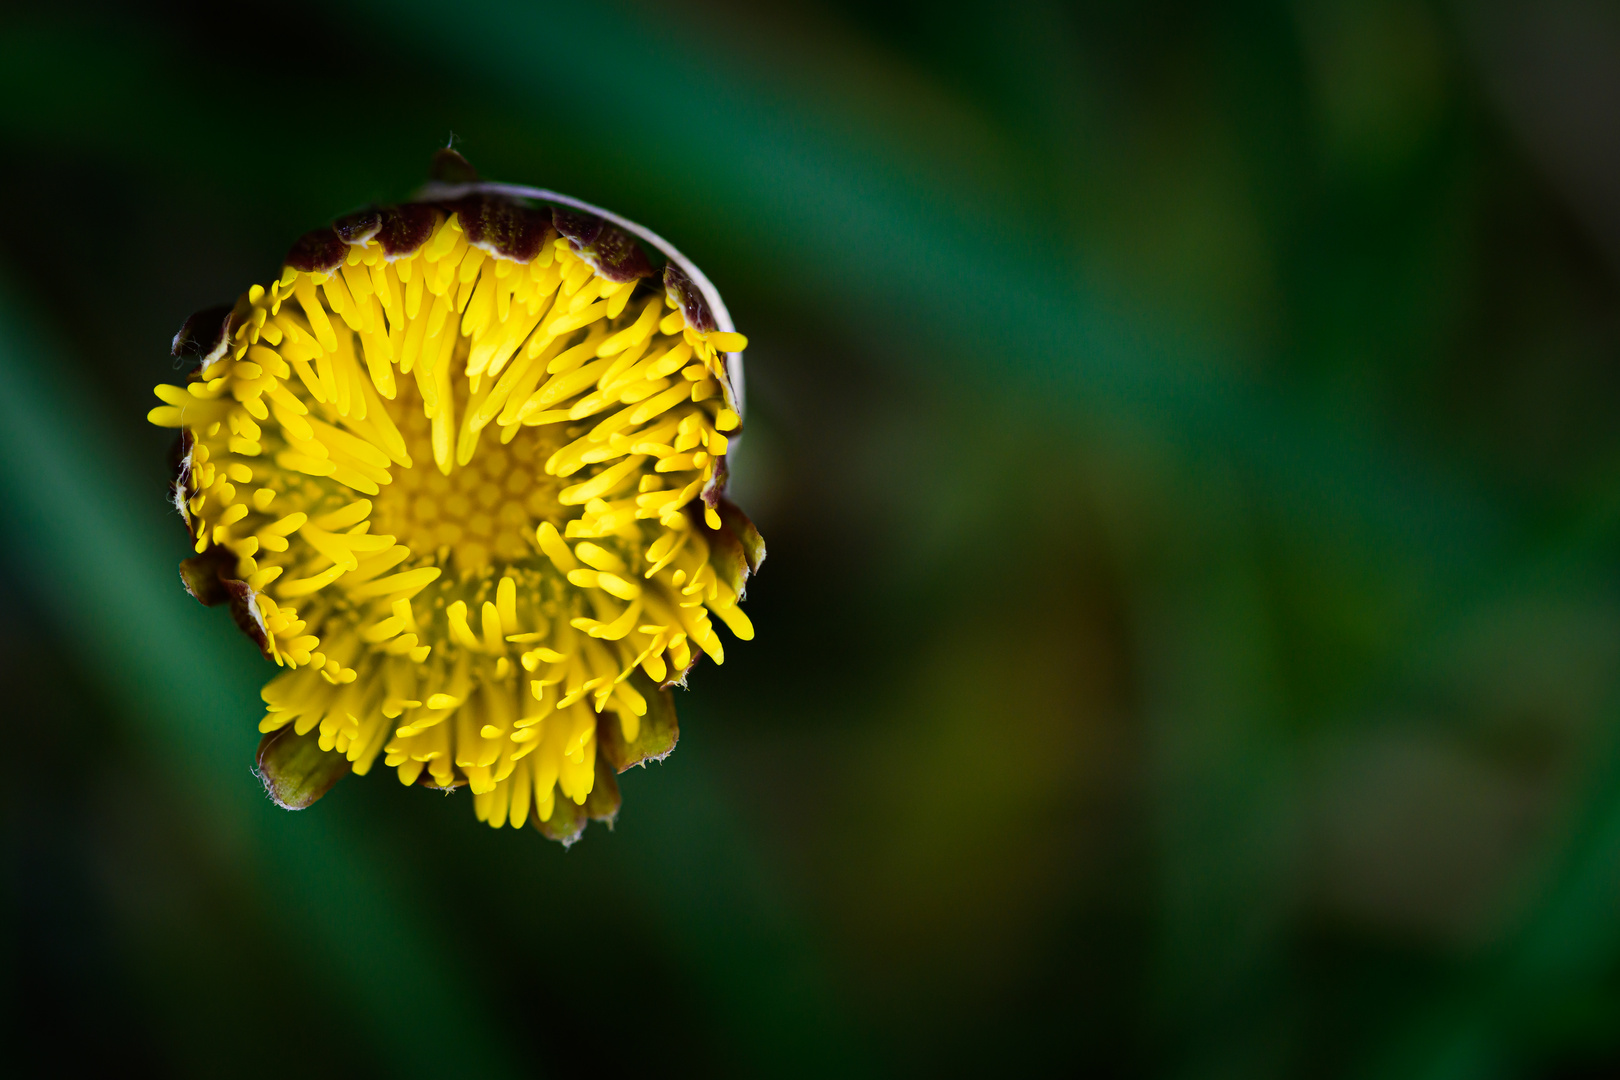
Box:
149, 152, 764, 843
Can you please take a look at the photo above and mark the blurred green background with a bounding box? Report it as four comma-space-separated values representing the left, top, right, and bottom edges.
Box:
4, 0, 1620, 1076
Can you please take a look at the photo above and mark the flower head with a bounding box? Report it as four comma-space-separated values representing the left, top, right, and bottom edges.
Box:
150, 152, 764, 843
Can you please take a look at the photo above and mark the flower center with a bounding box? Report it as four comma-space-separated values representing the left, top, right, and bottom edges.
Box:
371, 378, 568, 577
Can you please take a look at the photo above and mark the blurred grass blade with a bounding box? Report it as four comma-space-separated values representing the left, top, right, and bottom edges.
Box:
337, 0, 1502, 584
0, 279, 520, 1080
1361, 698, 1620, 1080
